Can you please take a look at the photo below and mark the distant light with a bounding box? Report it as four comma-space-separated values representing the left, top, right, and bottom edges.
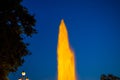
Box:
18, 78, 22, 80
22, 71, 26, 76
26, 77, 29, 80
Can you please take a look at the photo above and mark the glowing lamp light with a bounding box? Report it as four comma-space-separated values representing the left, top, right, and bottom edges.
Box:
26, 77, 29, 80
22, 71, 26, 76
18, 71, 29, 80
18, 78, 22, 80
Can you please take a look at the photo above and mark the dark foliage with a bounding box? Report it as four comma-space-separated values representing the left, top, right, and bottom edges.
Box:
0, 0, 36, 79
101, 74, 120, 80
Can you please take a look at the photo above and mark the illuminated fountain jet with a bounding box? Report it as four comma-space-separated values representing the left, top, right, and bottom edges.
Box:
57, 19, 76, 80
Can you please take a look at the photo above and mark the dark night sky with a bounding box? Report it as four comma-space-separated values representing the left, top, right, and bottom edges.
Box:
9, 0, 120, 80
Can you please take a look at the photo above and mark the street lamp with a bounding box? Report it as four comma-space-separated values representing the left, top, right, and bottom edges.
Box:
18, 71, 29, 80
18, 78, 22, 80
26, 77, 29, 80
22, 71, 26, 77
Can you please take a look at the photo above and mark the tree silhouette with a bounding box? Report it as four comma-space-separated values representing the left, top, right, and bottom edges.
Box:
101, 74, 107, 80
100, 74, 120, 80
0, 0, 36, 80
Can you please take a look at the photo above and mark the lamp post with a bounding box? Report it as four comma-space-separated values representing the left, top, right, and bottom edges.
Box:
18, 71, 29, 80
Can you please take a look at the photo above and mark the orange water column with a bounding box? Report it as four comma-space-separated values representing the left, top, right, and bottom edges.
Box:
57, 19, 76, 80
